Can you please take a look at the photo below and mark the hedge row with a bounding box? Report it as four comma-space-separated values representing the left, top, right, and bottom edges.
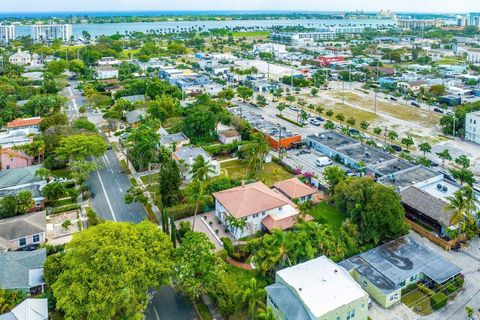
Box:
49, 204, 80, 215
276, 114, 304, 127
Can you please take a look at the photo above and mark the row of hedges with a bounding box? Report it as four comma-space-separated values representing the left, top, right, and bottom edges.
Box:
276, 114, 304, 127
49, 204, 80, 215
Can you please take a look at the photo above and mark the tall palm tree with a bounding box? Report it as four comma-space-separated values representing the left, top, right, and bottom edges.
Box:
184, 181, 213, 230
243, 134, 270, 178
191, 155, 215, 182
445, 186, 477, 234
235, 278, 266, 320
226, 216, 247, 248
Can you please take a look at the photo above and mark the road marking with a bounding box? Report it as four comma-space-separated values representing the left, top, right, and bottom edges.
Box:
103, 154, 111, 166
152, 306, 161, 320
68, 87, 73, 96
94, 163, 117, 222
119, 187, 123, 193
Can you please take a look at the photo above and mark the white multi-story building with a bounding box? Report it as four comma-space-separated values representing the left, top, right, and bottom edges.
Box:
465, 111, 480, 144
467, 48, 480, 64
0, 25, 15, 43
31, 24, 72, 42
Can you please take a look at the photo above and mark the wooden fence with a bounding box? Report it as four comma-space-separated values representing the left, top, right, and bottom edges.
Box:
405, 219, 460, 251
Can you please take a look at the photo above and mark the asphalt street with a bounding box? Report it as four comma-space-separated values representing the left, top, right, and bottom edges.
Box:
145, 286, 198, 320
88, 150, 147, 223
62, 79, 87, 120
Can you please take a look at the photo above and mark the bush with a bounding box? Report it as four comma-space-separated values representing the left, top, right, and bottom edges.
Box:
221, 237, 234, 256
445, 282, 457, 294
166, 203, 197, 220
276, 114, 304, 127
203, 141, 241, 156
216, 249, 228, 261
50, 204, 80, 215
418, 283, 435, 296
453, 275, 465, 288
431, 292, 448, 310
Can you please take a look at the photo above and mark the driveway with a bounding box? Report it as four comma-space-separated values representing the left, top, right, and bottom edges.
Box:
145, 286, 198, 320
87, 149, 147, 223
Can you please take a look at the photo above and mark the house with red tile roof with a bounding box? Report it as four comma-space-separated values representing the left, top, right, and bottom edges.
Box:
213, 181, 311, 239
273, 178, 316, 203
6, 117, 42, 132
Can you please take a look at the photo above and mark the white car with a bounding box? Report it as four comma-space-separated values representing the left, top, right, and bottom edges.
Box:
310, 119, 321, 126
315, 157, 333, 167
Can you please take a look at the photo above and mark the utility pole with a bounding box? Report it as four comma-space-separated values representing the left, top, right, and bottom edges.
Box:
342, 80, 345, 105
374, 89, 378, 114
290, 66, 294, 88
278, 123, 282, 159
453, 116, 456, 139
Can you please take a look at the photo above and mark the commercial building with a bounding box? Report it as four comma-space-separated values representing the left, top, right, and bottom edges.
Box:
314, 55, 345, 67
31, 24, 72, 42
266, 256, 369, 320
0, 25, 15, 43
468, 13, 480, 29
467, 48, 480, 64
465, 110, 480, 144
340, 235, 462, 308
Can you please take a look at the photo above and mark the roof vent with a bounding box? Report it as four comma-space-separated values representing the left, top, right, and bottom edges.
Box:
298, 288, 302, 291
334, 269, 338, 273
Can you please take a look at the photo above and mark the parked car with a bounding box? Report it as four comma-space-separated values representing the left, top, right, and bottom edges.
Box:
310, 118, 322, 126
315, 116, 325, 122
433, 108, 444, 114
390, 97, 398, 101
289, 106, 299, 111
390, 144, 402, 152
315, 157, 333, 167
411, 101, 420, 108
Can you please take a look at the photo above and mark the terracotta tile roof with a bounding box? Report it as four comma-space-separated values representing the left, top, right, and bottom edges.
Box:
213, 181, 297, 219
6, 117, 42, 129
274, 178, 316, 199
262, 213, 314, 231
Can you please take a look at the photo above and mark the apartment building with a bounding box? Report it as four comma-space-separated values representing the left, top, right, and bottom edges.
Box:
31, 24, 72, 42
465, 110, 480, 144
0, 25, 15, 43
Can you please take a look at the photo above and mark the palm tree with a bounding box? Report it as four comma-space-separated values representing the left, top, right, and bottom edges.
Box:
226, 215, 247, 248
184, 181, 213, 230
254, 230, 292, 275
235, 278, 266, 320
191, 155, 215, 182
445, 186, 477, 234
257, 308, 276, 320
243, 133, 270, 178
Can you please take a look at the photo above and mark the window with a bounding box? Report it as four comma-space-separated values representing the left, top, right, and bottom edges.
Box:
19, 238, 26, 246
362, 280, 368, 288
33, 234, 40, 243
410, 274, 418, 282
399, 281, 406, 287
262, 211, 266, 216
361, 303, 365, 310
389, 293, 399, 301
346, 309, 355, 320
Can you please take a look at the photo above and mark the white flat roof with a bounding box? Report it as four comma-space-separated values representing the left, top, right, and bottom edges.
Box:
276, 256, 367, 317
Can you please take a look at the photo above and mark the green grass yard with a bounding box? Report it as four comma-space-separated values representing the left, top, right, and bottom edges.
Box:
220, 160, 293, 187
309, 201, 346, 233
401, 289, 433, 316
51, 168, 72, 179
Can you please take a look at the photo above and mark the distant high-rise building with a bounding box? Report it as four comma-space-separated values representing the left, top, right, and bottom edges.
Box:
31, 24, 72, 42
468, 13, 480, 28
397, 19, 444, 29
0, 25, 15, 43
456, 15, 468, 27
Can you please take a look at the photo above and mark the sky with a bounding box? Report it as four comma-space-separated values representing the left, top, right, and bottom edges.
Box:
2, 0, 480, 13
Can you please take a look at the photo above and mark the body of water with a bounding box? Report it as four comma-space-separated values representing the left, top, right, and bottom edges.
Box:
13, 18, 395, 38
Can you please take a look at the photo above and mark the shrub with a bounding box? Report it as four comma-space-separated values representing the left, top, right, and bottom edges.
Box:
453, 275, 465, 288
445, 282, 457, 294
417, 283, 435, 296
50, 204, 80, 215
431, 292, 448, 310
166, 203, 197, 220
203, 141, 241, 156
221, 237, 234, 256
216, 249, 228, 261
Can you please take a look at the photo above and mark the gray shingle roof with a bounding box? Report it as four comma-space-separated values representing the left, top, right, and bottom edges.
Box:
401, 186, 452, 227
0, 165, 43, 189
125, 109, 146, 124
0, 248, 46, 290
0, 211, 46, 250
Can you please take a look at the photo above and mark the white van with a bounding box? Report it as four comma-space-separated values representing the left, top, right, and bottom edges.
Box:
315, 157, 332, 167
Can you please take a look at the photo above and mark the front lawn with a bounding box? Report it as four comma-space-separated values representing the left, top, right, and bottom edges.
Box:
51, 168, 72, 179
221, 160, 293, 187
140, 173, 159, 186
309, 201, 345, 233
402, 289, 433, 316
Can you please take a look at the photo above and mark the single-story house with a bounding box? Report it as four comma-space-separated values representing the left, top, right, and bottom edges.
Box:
1, 148, 34, 171
172, 146, 220, 182
0, 248, 46, 294
397, 80, 428, 92
160, 132, 190, 150
0, 298, 48, 320
213, 181, 310, 239
339, 235, 462, 308
218, 130, 241, 145
273, 178, 316, 203
266, 256, 369, 320
0, 211, 46, 252
124, 109, 146, 128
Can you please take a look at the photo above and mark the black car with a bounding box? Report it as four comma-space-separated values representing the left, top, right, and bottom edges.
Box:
315, 116, 325, 122
390, 97, 398, 101
349, 129, 360, 135
433, 108, 444, 114
411, 101, 420, 108
390, 144, 402, 152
